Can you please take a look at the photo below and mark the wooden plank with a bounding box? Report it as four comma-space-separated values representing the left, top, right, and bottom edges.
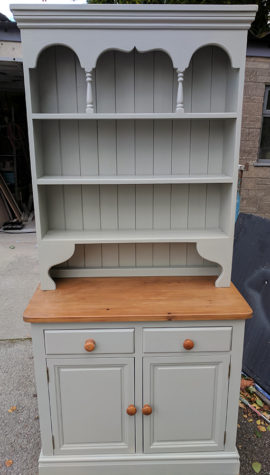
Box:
135, 244, 153, 267
119, 243, 136, 267
79, 121, 99, 176
60, 121, 80, 175
153, 243, 170, 266
46, 186, 65, 230
64, 185, 83, 230
85, 244, 102, 267
154, 120, 172, 175
135, 121, 154, 175
43, 121, 62, 175
172, 120, 191, 175
96, 50, 115, 113
191, 46, 212, 113
171, 185, 188, 229
118, 185, 135, 230
188, 185, 207, 229
153, 184, 171, 230
100, 185, 118, 230
211, 47, 228, 113
102, 243, 119, 267
82, 185, 101, 230
153, 51, 173, 113
56, 46, 78, 113
117, 121, 135, 175
135, 185, 153, 229
190, 120, 209, 175
115, 51, 134, 112
208, 120, 224, 175
38, 46, 58, 113
98, 120, 117, 175
205, 185, 221, 229
134, 51, 154, 112
170, 243, 187, 266
23, 276, 253, 322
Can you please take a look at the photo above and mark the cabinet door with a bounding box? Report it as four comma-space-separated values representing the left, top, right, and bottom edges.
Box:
143, 354, 230, 453
47, 357, 135, 455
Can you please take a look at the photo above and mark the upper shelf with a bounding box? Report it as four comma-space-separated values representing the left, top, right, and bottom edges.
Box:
32, 113, 238, 120
30, 46, 239, 115
37, 175, 233, 185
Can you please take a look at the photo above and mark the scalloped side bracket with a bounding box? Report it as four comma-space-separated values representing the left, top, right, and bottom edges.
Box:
196, 238, 233, 287
39, 241, 75, 290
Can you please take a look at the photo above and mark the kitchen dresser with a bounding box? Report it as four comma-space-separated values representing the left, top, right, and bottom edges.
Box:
12, 4, 256, 475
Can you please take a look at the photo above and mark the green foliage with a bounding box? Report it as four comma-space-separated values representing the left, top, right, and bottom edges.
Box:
86, 0, 270, 38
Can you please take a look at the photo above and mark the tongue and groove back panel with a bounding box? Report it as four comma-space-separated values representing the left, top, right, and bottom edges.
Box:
30, 42, 238, 283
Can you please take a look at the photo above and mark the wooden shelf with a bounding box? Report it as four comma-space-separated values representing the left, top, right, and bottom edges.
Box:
43, 228, 227, 244
37, 175, 234, 185
32, 113, 238, 120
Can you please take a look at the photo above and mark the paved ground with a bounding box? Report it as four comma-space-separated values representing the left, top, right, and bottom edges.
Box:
0, 231, 269, 474
0, 232, 39, 340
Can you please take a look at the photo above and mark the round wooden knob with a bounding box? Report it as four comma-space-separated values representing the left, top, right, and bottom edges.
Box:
84, 339, 96, 352
142, 404, 152, 416
183, 339, 194, 350
126, 405, 137, 416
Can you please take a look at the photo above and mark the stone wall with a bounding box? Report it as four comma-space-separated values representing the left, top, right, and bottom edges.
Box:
240, 56, 270, 219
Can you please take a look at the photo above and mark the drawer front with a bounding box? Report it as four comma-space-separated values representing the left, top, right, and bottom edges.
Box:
45, 329, 134, 355
143, 327, 232, 353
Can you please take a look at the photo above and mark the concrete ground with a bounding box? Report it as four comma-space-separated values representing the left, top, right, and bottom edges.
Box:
0, 231, 269, 474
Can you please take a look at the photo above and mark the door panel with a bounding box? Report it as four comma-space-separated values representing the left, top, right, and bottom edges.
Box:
47, 357, 135, 455
143, 354, 230, 453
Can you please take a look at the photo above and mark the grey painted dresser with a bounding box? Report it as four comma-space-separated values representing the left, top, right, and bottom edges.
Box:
11, 4, 256, 474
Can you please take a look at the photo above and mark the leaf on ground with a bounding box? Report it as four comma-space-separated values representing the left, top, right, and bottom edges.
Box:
256, 420, 261, 425
258, 426, 266, 432
243, 414, 248, 418
252, 461, 262, 473
255, 429, 262, 438
237, 424, 240, 428
8, 406, 17, 413
248, 418, 253, 422
267, 425, 270, 432
5, 460, 13, 467
239, 402, 245, 409
256, 397, 264, 408
241, 379, 254, 391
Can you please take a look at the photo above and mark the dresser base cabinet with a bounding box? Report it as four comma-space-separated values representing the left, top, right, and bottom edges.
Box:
30, 319, 246, 475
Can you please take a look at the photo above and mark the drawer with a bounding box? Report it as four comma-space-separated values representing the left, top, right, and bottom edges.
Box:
45, 329, 134, 355
143, 327, 232, 353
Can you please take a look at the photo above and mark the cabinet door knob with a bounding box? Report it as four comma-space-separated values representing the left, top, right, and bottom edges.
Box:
142, 404, 152, 415
126, 405, 137, 416
183, 339, 194, 350
84, 339, 96, 352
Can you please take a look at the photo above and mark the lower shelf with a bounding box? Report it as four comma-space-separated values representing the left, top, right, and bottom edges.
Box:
43, 228, 227, 244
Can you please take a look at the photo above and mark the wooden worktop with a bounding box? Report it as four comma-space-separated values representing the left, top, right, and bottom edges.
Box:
23, 276, 252, 323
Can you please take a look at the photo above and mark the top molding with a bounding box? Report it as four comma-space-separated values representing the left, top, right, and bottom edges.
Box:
11, 4, 258, 30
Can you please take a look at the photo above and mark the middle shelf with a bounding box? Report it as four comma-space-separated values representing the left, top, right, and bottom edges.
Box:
33, 118, 236, 179
37, 175, 233, 185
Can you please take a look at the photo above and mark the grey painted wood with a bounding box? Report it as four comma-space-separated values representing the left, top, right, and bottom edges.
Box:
45, 329, 135, 355
143, 354, 230, 453
143, 327, 232, 353
48, 357, 135, 455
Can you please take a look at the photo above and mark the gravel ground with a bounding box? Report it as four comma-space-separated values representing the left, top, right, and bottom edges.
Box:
0, 340, 40, 475
238, 406, 270, 475
0, 339, 269, 475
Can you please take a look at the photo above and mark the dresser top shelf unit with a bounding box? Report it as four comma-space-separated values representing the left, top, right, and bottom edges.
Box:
23, 276, 252, 323
12, 3, 257, 289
